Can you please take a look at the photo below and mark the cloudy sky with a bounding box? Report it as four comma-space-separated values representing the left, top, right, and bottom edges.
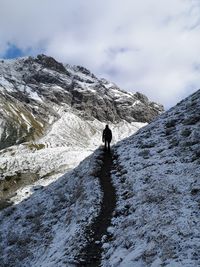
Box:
0, 0, 200, 108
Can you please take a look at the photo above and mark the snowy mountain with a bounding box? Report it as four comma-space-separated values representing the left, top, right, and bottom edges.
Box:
0, 54, 163, 205
103, 89, 200, 266
0, 84, 199, 266
0, 54, 163, 149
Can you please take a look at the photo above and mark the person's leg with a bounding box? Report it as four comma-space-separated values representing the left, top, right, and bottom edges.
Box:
108, 141, 110, 152
104, 140, 107, 150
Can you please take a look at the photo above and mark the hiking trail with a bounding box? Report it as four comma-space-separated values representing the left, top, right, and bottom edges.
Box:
77, 150, 116, 266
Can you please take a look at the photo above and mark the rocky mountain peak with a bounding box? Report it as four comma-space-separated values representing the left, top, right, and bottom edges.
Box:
0, 55, 164, 150
75, 65, 96, 78
34, 54, 68, 74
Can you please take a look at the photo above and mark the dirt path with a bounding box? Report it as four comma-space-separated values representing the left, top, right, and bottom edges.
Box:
77, 150, 116, 266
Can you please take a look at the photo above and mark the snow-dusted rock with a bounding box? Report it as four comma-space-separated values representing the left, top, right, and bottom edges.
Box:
0, 55, 162, 203
102, 89, 200, 267
0, 54, 163, 150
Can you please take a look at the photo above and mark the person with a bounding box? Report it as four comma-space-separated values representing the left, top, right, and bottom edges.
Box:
102, 125, 112, 151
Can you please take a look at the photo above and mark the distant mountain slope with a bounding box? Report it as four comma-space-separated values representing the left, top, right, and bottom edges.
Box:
103, 89, 200, 266
0, 54, 163, 150
0, 54, 163, 204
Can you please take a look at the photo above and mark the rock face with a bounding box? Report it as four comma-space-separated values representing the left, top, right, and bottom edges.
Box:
0, 54, 163, 205
0, 54, 163, 150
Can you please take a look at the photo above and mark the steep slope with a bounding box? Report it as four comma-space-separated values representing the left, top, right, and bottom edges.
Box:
0, 150, 103, 267
0, 89, 199, 267
102, 89, 200, 266
0, 55, 163, 204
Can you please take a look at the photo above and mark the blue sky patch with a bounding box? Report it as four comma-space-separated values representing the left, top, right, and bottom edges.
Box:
3, 43, 25, 59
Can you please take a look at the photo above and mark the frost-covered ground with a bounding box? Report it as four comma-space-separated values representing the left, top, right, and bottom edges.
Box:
0, 114, 145, 266
0, 110, 145, 203
0, 149, 103, 267
0, 55, 169, 266
1, 87, 200, 266
102, 90, 200, 266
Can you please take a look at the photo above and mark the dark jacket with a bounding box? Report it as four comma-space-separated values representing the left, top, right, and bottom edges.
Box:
102, 127, 112, 142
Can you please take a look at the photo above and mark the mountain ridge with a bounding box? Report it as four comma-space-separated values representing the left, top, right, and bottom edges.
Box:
0, 54, 163, 149
0, 54, 163, 204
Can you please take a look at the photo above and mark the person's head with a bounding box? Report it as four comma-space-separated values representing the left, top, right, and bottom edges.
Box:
105, 124, 109, 129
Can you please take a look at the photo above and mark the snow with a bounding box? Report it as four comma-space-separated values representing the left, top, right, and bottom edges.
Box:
9, 148, 93, 204
0, 119, 5, 141
0, 110, 144, 204
25, 86, 43, 102
20, 113, 32, 130
0, 55, 166, 266
76, 81, 97, 93
0, 76, 14, 92
132, 100, 141, 107
109, 88, 132, 98
70, 66, 96, 83
2, 84, 199, 266
102, 89, 200, 267
100, 78, 118, 90
0, 150, 102, 267
0, 107, 145, 266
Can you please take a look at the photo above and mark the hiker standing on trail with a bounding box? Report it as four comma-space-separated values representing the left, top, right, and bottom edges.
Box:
102, 125, 112, 151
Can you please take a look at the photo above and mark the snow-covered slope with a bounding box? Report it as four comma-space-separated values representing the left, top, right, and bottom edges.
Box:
103, 89, 200, 267
1, 55, 199, 266
0, 150, 103, 267
0, 54, 166, 267
0, 54, 163, 151
0, 55, 163, 204
0, 87, 199, 267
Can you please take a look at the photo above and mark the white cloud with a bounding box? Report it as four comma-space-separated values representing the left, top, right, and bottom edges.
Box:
0, 0, 200, 108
